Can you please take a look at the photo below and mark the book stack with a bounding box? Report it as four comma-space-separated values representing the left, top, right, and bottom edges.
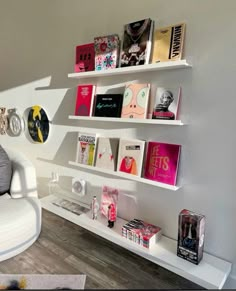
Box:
122, 219, 162, 249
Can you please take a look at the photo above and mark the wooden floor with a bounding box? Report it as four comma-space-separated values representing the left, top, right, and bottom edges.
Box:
0, 210, 203, 289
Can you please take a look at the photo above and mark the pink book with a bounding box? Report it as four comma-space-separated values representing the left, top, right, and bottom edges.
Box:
74, 85, 96, 116
144, 141, 181, 185
74, 43, 95, 72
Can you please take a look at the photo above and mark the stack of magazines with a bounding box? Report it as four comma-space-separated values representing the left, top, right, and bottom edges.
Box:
122, 218, 162, 249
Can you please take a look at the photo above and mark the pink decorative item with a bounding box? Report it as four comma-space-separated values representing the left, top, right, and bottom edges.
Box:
100, 186, 118, 219
144, 141, 181, 185
107, 203, 116, 228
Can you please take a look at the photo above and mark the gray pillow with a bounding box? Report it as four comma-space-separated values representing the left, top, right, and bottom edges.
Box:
0, 145, 12, 195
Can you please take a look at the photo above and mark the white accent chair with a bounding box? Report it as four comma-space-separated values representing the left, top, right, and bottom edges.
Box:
0, 149, 41, 262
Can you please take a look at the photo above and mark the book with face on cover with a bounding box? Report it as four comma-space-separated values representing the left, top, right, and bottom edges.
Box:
121, 83, 150, 119
94, 137, 120, 171
74, 85, 96, 116
75, 132, 97, 166
152, 87, 181, 120
144, 141, 181, 185
74, 43, 95, 72
117, 139, 146, 177
120, 18, 154, 67
151, 23, 186, 63
94, 34, 120, 71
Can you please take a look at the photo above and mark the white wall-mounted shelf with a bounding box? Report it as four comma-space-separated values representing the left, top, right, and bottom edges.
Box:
68, 60, 191, 79
41, 194, 232, 290
69, 161, 180, 191
68, 115, 184, 125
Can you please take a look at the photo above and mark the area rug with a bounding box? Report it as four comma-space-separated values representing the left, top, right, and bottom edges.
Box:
0, 274, 86, 290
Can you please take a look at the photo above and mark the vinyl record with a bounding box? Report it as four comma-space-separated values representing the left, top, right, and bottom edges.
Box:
28, 105, 50, 143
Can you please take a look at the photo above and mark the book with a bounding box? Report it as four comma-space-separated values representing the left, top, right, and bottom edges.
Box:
121, 83, 150, 119
122, 219, 162, 249
120, 18, 154, 67
177, 209, 205, 265
94, 34, 120, 70
117, 139, 146, 177
93, 94, 123, 117
74, 43, 95, 72
94, 137, 120, 171
75, 132, 97, 166
151, 23, 186, 63
100, 185, 119, 219
74, 85, 96, 116
152, 87, 181, 120
144, 141, 181, 185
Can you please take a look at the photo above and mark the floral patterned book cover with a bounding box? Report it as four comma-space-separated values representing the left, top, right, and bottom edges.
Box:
144, 141, 181, 185
94, 34, 120, 70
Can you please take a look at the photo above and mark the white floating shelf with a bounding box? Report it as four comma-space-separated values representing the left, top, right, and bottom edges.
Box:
68, 60, 191, 79
68, 115, 184, 125
69, 161, 180, 191
41, 194, 232, 290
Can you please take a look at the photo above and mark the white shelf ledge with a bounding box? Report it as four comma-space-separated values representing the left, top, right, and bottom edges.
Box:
68, 60, 191, 79
69, 161, 180, 191
41, 194, 232, 290
68, 115, 184, 125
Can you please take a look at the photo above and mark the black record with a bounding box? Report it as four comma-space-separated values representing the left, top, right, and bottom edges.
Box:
28, 105, 50, 143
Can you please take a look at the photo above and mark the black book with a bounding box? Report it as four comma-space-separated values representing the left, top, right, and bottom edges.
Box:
93, 94, 123, 117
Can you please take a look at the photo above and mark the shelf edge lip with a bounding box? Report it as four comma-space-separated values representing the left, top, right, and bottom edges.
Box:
68, 161, 180, 191
68, 59, 191, 79
68, 115, 184, 125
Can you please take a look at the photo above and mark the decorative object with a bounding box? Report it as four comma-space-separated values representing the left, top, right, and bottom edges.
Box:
7, 108, 25, 136
0, 274, 86, 290
72, 177, 86, 197
0, 107, 8, 135
27, 105, 50, 143
91, 196, 99, 220
100, 185, 118, 219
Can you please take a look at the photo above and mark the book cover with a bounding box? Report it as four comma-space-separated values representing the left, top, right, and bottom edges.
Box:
152, 87, 181, 120
117, 139, 146, 177
74, 85, 96, 116
94, 34, 120, 71
144, 141, 181, 185
122, 218, 162, 249
75, 132, 97, 166
120, 18, 154, 67
151, 23, 185, 63
121, 83, 150, 119
100, 185, 119, 219
94, 137, 119, 171
74, 43, 95, 72
93, 94, 123, 117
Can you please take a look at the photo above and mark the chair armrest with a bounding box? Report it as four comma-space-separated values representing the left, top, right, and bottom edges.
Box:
6, 149, 38, 198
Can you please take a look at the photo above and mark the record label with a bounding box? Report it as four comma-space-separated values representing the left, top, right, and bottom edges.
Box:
28, 105, 49, 143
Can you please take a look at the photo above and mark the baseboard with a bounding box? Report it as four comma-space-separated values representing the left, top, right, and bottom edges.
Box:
223, 273, 236, 289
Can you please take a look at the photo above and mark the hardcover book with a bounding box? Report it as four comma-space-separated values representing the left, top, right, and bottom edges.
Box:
100, 185, 119, 219
152, 87, 181, 120
74, 85, 96, 116
120, 18, 154, 67
117, 139, 146, 177
144, 141, 181, 185
151, 23, 186, 63
94, 137, 120, 171
74, 43, 95, 72
122, 218, 162, 249
94, 34, 120, 71
93, 94, 123, 117
177, 209, 205, 265
75, 132, 97, 166
121, 83, 150, 119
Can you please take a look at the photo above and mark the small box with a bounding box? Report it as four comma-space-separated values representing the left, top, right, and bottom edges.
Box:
177, 209, 206, 265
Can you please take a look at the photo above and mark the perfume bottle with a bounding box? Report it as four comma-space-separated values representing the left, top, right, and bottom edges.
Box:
91, 196, 99, 220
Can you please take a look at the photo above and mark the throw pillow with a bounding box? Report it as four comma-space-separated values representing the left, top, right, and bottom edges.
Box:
0, 145, 12, 195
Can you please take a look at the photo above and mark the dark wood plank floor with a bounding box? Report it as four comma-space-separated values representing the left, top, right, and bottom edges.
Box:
0, 210, 203, 289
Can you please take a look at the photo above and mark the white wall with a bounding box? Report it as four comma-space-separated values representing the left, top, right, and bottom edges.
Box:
0, 0, 235, 287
